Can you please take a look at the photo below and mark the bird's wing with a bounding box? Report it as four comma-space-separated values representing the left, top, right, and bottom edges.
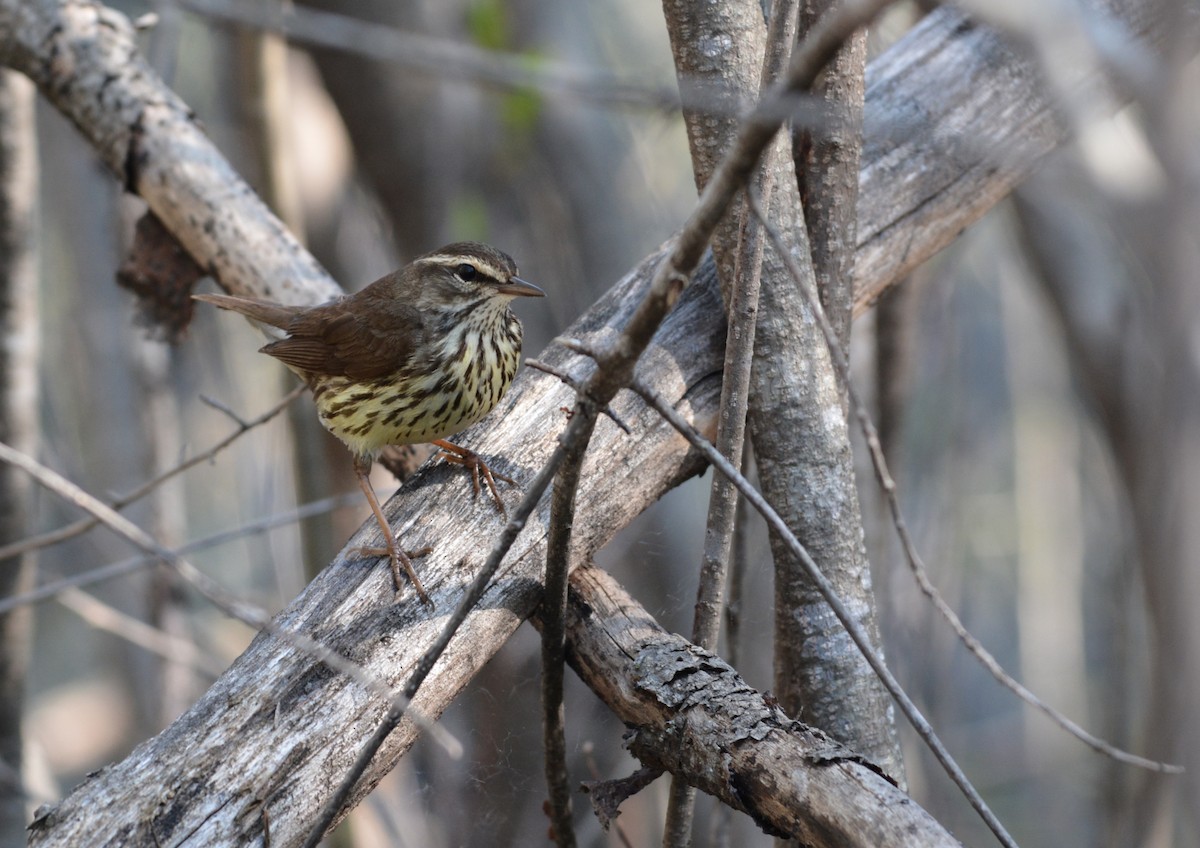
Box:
261, 299, 425, 381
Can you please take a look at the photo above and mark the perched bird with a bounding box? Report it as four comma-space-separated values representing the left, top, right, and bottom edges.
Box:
195, 242, 545, 604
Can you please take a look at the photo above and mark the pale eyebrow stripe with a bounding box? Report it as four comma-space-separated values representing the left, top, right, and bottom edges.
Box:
421, 255, 510, 280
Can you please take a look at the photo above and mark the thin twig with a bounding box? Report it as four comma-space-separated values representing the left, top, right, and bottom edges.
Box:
624, 376, 1019, 848
0, 441, 459, 758
542, 414, 594, 848
525, 359, 631, 433
199, 392, 252, 427
0, 385, 304, 563
665, 4, 793, 841
748, 193, 1184, 776
301, 439, 571, 847
0, 491, 358, 616
56, 586, 228, 677
664, 184, 771, 846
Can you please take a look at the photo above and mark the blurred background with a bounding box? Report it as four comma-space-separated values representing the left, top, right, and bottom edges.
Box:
3, 0, 1196, 846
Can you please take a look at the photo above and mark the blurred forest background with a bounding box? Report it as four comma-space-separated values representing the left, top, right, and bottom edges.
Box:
0, 0, 1196, 846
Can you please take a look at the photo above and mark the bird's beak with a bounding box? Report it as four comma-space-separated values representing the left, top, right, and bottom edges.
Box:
498, 276, 545, 298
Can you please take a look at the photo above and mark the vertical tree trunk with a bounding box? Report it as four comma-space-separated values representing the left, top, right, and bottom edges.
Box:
661, 0, 901, 783
0, 69, 39, 847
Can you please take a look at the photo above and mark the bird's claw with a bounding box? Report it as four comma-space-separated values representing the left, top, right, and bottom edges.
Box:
431, 440, 513, 517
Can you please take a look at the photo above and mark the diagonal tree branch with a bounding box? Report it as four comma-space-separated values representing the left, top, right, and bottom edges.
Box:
0, 0, 339, 307
550, 565, 961, 847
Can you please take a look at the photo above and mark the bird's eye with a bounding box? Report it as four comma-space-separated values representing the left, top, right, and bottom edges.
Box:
456, 264, 477, 281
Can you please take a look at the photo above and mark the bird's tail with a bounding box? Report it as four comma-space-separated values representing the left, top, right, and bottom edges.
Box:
192, 293, 300, 331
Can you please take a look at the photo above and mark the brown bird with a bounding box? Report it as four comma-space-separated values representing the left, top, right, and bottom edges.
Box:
195, 242, 545, 604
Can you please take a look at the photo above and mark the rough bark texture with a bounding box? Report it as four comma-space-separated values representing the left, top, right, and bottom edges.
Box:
1, 0, 1172, 842
794, 0, 866, 349
0, 70, 36, 848
662, 0, 901, 779
555, 566, 960, 847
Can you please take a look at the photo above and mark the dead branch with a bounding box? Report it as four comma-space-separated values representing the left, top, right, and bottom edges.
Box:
554, 566, 961, 847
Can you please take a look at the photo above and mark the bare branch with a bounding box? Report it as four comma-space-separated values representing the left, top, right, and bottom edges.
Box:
756, 184, 1183, 775
0, 492, 359, 617
541, 431, 590, 848
625, 375, 1017, 848
557, 566, 961, 847
0, 442, 459, 759
0, 385, 304, 563
0, 67, 38, 847
56, 587, 228, 678
0, 0, 341, 306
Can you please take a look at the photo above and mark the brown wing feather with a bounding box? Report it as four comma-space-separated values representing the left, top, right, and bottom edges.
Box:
261, 295, 425, 380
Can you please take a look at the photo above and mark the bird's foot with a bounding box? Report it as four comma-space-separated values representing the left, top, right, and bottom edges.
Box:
431, 439, 514, 517
354, 542, 434, 606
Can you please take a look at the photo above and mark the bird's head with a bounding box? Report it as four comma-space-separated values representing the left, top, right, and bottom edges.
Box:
411, 242, 544, 306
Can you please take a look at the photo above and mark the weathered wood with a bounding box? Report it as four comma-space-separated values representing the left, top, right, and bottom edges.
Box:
557, 566, 960, 847
853, 0, 1163, 312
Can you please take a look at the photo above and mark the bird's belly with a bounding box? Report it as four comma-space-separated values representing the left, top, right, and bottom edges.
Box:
312, 347, 517, 457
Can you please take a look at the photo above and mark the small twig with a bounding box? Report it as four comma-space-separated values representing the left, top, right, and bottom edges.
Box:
199, 392, 253, 427
624, 377, 1019, 848
302, 438, 571, 847
0, 385, 304, 563
725, 447, 753, 671
748, 192, 1184, 776
579, 743, 641, 848
0, 441, 459, 760
0, 491, 360, 616
56, 586, 228, 677
526, 358, 631, 434
540, 407, 598, 848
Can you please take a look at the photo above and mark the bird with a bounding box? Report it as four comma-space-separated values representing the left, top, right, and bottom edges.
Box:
194, 242, 545, 604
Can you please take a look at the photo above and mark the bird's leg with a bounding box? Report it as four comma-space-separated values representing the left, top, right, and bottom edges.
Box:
352, 455, 432, 606
430, 439, 514, 516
